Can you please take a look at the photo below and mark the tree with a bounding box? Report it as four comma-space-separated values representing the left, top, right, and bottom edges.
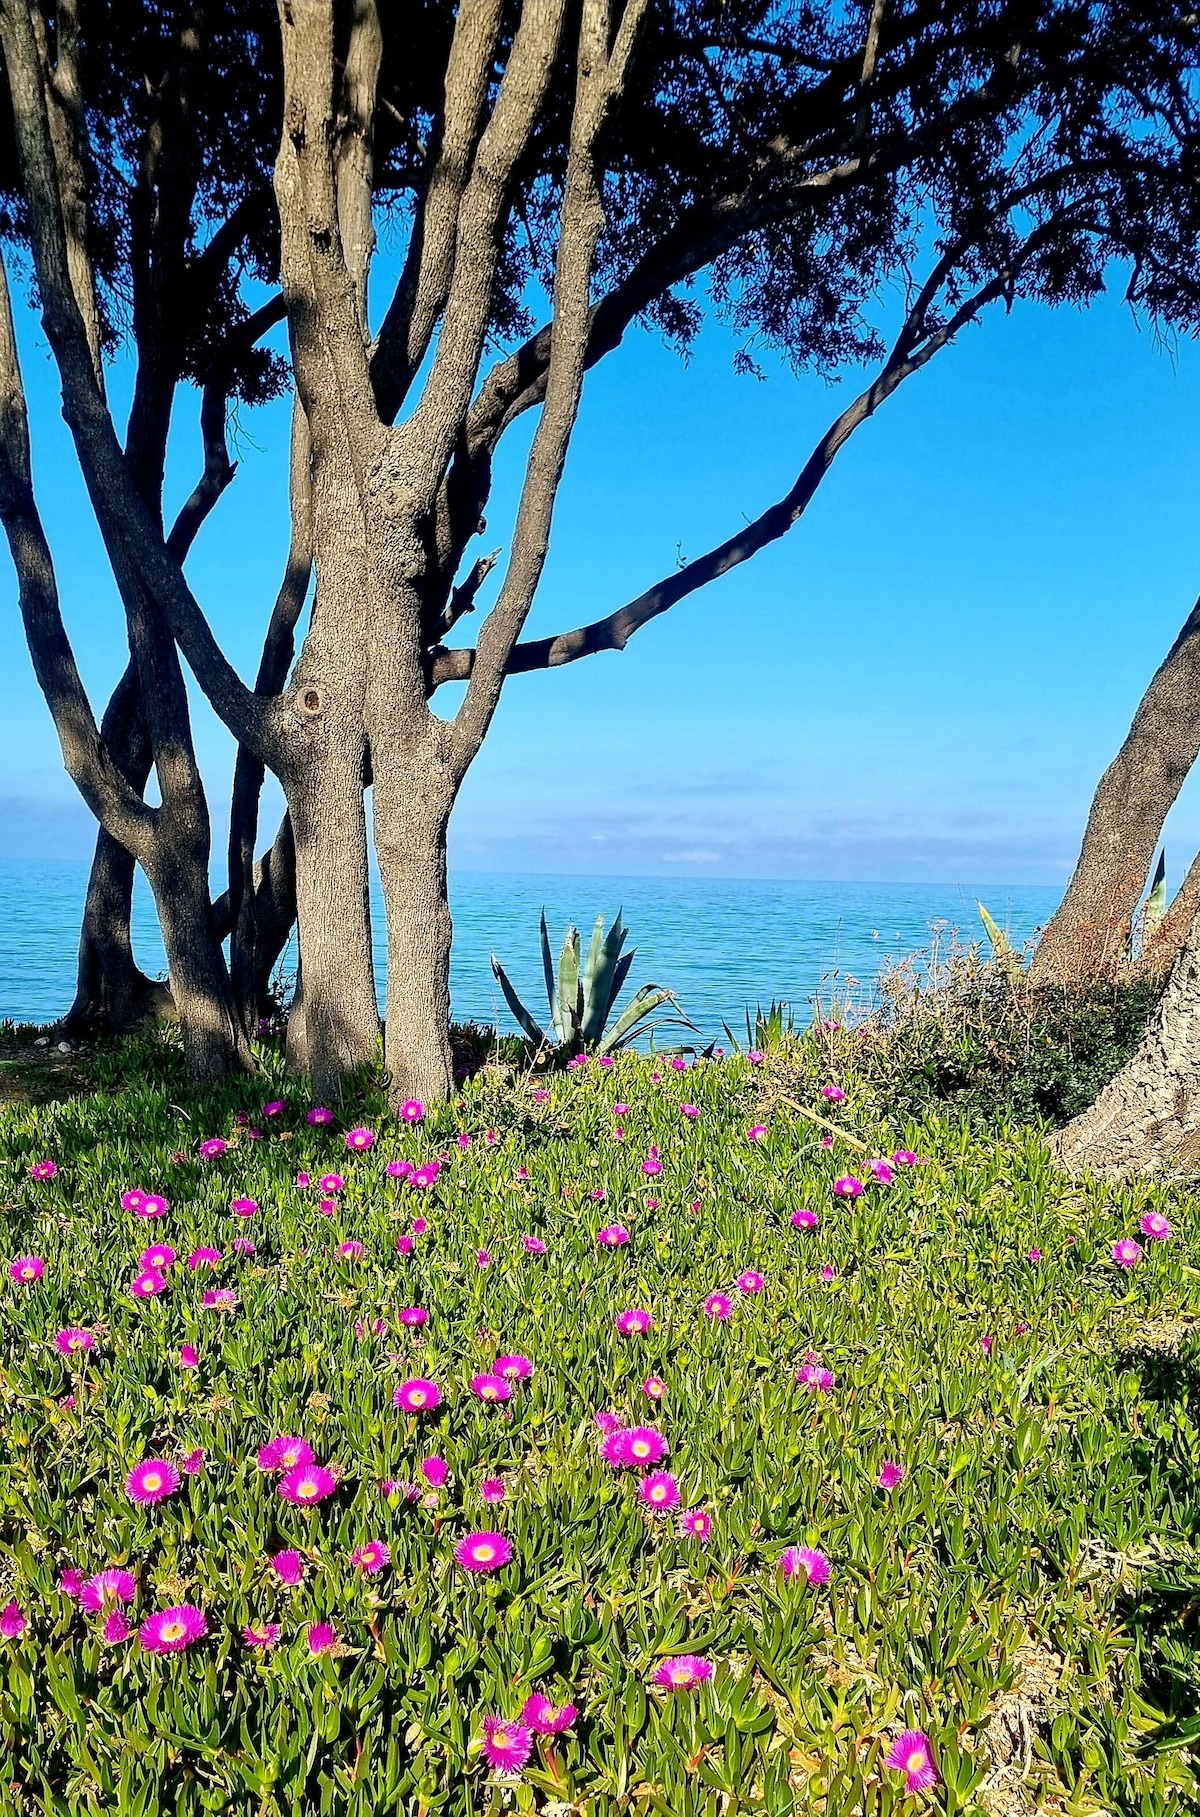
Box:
2, 0, 1198, 1102
1030, 593, 1200, 987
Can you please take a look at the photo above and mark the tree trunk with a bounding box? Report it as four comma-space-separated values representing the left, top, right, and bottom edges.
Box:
1031, 593, 1200, 986
147, 828, 252, 1079
372, 736, 455, 1106
62, 655, 173, 1035
1140, 847, 1200, 979
1053, 902, 1200, 1178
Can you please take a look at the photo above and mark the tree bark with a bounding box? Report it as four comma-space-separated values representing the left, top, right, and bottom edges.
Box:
373, 752, 455, 1103
1031, 593, 1200, 986
1053, 902, 1200, 1179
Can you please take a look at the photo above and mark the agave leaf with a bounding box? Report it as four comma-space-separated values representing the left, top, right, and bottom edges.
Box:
978, 901, 1015, 957
539, 909, 558, 1027
556, 926, 581, 1045
613, 1008, 701, 1053
580, 913, 609, 1044
721, 1019, 744, 1054
491, 955, 549, 1047
582, 912, 631, 1042
1144, 850, 1167, 938
602, 985, 694, 1053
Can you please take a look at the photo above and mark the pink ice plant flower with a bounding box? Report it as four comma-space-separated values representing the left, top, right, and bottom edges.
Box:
9, 1256, 44, 1284
186, 1248, 222, 1269
703, 1292, 733, 1320
307, 1623, 337, 1655
747, 1124, 768, 1142
682, 1104, 700, 1119
602, 1426, 668, 1470
137, 1194, 169, 1219
270, 1550, 305, 1586
878, 1460, 905, 1490
455, 1532, 513, 1573
833, 1176, 863, 1197
257, 1436, 315, 1473
747, 1049, 764, 1064
55, 1328, 95, 1355
893, 1149, 919, 1166
420, 1456, 448, 1488
130, 1267, 166, 1298
339, 1240, 364, 1261
243, 1622, 280, 1648
522, 1694, 578, 1735
641, 1149, 662, 1176
30, 1159, 57, 1181
181, 1449, 205, 1475
681, 1509, 712, 1542
198, 1138, 227, 1160
1113, 1238, 1143, 1268
597, 1224, 630, 1247
481, 1714, 532, 1773
178, 1344, 199, 1368
140, 1245, 175, 1270
1141, 1211, 1172, 1241
278, 1463, 337, 1505
791, 1208, 819, 1230
201, 1288, 238, 1310
594, 1410, 623, 1434
495, 1353, 533, 1381
653, 1656, 712, 1691
400, 1099, 425, 1122
884, 1730, 939, 1793
80, 1569, 137, 1613
127, 1458, 181, 1504
0, 1602, 26, 1640
870, 1159, 894, 1184
319, 1173, 344, 1193
398, 1306, 428, 1327
616, 1308, 653, 1335
471, 1373, 512, 1403
480, 1477, 505, 1503
352, 1540, 390, 1574
522, 1235, 546, 1254
345, 1127, 375, 1151
59, 1569, 84, 1599
395, 1378, 441, 1415
231, 1197, 258, 1218
643, 1375, 666, 1400
102, 1611, 131, 1644
780, 1547, 831, 1586
736, 1270, 764, 1294
796, 1361, 835, 1394
307, 1106, 334, 1127
639, 1471, 680, 1512
821, 1085, 845, 1102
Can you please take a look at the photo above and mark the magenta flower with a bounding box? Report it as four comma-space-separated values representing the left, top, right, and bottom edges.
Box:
747, 1124, 768, 1143
981, 1334, 994, 1356
264, 1100, 286, 1118
338, 1240, 364, 1261
780, 1547, 830, 1586
201, 1288, 238, 1310
30, 1158, 58, 1181
198, 1139, 227, 1160
594, 1409, 623, 1434
102, 1610, 131, 1644
0, 1601, 27, 1639
878, 1460, 905, 1490
55, 1327, 95, 1355
641, 1149, 662, 1176
230, 1197, 257, 1220
522, 1694, 577, 1735
870, 1159, 894, 1184
395, 1234, 414, 1255
319, 1174, 344, 1195
639, 1471, 680, 1512
455, 1532, 513, 1573
80, 1569, 137, 1613
352, 1540, 390, 1574
833, 1176, 863, 1197
345, 1127, 375, 1152
791, 1208, 819, 1230
9, 1256, 44, 1284
1141, 1212, 1172, 1241
394, 1377, 441, 1413
181, 1448, 205, 1475
307, 1622, 338, 1655
471, 1373, 512, 1403
821, 1264, 836, 1282
884, 1729, 939, 1793
480, 1713, 532, 1773
400, 1099, 425, 1122
296, 1171, 312, 1187
412, 1217, 428, 1235
893, 1149, 919, 1167
140, 1245, 175, 1270
138, 1194, 169, 1219
681, 1104, 700, 1119
278, 1462, 337, 1506
796, 1362, 835, 1394
681, 1509, 712, 1542
603, 1425, 668, 1470
643, 1375, 666, 1400
270, 1549, 305, 1586
186, 1247, 222, 1269
127, 1458, 180, 1504
480, 1476, 506, 1503
307, 1106, 334, 1127
398, 1306, 428, 1327
703, 1292, 733, 1320
653, 1656, 712, 1691
232, 1237, 255, 1256
821, 1086, 845, 1103
476, 1248, 491, 1268
178, 1344, 199, 1369
747, 1049, 764, 1064
140, 1605, 207, 1654
387, 1161, 414, 1182
130, 1267, 166, 1298
257, 1435, 315, 1473
736, 1270, 764, 1294
495, 1353, 533, 1381
121, 1190, 146, 1213
1113, 1239, 1143, 1268
616, 1308, 653, 1335
59, 1569, 84, 1598
1027, 1247, 1042, 1263
597, 1224, 630, 1247
420, 1455, 448, 1488
243, 1621, 280, 1647
522, 1235, 547, 1254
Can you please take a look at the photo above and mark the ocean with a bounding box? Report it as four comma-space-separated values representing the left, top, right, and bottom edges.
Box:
0, 858, 1060, 1038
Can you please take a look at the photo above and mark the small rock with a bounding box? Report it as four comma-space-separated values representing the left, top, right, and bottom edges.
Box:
35, 1037, 49, 1047
57, 1041, 71, 1054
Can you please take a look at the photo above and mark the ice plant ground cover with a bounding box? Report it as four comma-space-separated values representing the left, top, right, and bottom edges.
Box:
1, 1038, 1200, 1814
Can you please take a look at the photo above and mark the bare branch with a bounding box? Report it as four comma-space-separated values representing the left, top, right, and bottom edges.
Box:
32, 0, 103, 386
370, 0, 504, 423
435, 547, 499, 640
333, 0, 383, 332
0, 243, 154, 857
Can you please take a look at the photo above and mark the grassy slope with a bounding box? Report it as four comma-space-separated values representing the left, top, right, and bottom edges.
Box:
1, 1032, 1199, 1816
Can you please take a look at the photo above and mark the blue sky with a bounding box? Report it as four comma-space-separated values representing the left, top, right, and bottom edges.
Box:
1, 262, 1198, 895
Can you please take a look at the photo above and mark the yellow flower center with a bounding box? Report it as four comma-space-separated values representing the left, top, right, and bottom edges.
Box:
475, 1545, 495, 1562
160, 1621, 184, 1642
493, 1728, 511, 1747
633, 1442, 650, 1457
298, 1481, 317, 1499
143, 1473, 162, 1492
906, 1749, 927, 1772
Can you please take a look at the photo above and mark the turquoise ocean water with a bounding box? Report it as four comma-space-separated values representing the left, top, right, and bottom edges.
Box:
0, 859, 1060, 1040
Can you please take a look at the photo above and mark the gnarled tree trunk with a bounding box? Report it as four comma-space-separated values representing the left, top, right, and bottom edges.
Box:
1054, 901, 1200, 1178
1032, 593, 1200, 985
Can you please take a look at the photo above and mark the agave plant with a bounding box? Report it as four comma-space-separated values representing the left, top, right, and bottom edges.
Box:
491, 910, 695, 1056
722, 998, 796, 1054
